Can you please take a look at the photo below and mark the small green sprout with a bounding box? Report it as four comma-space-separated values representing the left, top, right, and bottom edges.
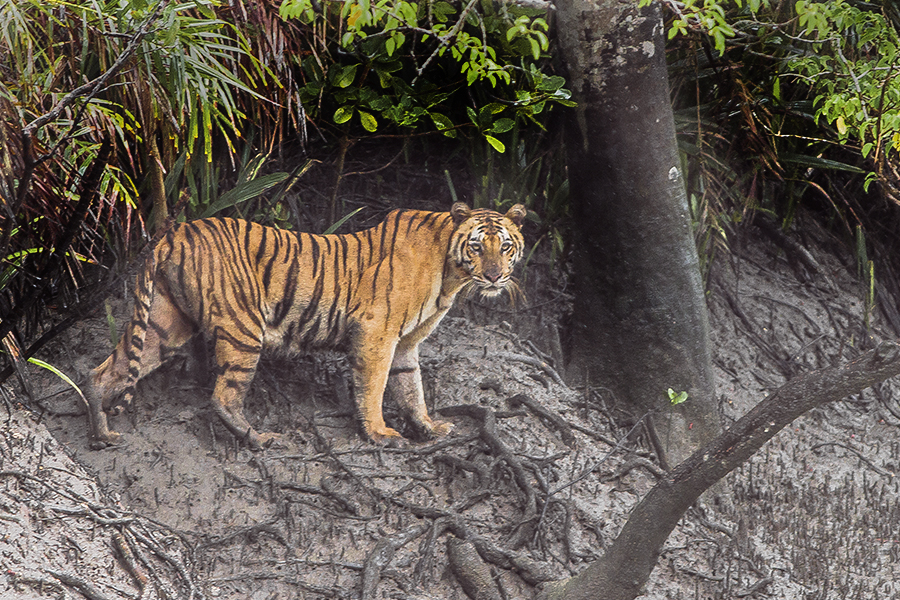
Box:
667, 388, 689, 406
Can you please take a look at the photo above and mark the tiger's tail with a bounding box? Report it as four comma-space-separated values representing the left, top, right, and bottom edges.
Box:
112, 251, 157, 414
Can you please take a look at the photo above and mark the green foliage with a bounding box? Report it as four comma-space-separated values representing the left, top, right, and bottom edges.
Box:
0, 0, 301, 340
667, 388, 689, 406
790, 1, 900, 174
27, 356, 87, 403
278, 0, 572, 150
0, 0, 272, 208
662, 0, 900, 265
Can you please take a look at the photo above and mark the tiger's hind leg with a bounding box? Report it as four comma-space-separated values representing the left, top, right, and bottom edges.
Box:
208, 329, 278, 450
87, 290, 195, 447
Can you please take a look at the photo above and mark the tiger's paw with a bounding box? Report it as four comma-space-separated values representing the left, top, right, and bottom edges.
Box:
248, 431, 283, 451
90, 431, 122, 450
366, 425, 406, 447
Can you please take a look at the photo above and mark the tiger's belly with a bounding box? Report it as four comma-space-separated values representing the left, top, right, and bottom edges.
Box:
261, 299, 351, 355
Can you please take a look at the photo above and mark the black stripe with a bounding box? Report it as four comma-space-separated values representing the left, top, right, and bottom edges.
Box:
350, 232, 364, 276
296, 240, 326, 331
271, 247, 299, 328
220, 364, 257, 373
416, 211, 439, 231
310, 234, 320, 271
338, 235, 349, 280
326, 239, 342, 336
378, 215, 390, 259
303, 315, 321, 344
255, 225, 268, 266
214, 328, 262, 354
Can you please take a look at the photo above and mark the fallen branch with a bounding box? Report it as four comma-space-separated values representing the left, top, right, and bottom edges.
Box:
810, 441, 894, 478
506, 394, 576, 447
599, 456, 666, 482
360, 524, 429, 600
46, 569, 115, 600
495, 352, 566, 387
199, 519, 290, 550
448, 536, 503, 600
439, 404, 539, 533
278, 480, 360, 514
395, 500, 556, 585
112, 532, 149, 594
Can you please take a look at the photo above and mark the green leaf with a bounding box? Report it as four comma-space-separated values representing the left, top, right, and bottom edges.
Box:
334, 105, 354, 124
667, 388, 689, 405
537, 74, 566, 92
430, 112, 453, 130
780, 153, 865, 174
529, 38, 540, 60
28, 357, 86, 402
490, 118, 515, 134
324, 206, 366, 234
485, 134, 505, 153
200, 172, 290, 218
335, 64, 359, 88
358, 109, 378, 132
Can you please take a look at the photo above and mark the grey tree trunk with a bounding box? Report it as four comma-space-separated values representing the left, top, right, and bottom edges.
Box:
557, 0, 719, 467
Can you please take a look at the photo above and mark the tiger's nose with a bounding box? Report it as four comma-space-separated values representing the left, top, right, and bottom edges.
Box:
484, 265, 501, 282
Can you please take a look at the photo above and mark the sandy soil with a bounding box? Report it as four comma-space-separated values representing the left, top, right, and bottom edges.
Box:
3, 214, 900, 600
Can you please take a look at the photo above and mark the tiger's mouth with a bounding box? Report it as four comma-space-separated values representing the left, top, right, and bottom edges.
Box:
480, 286, 504, 297
474, 279, 506, 297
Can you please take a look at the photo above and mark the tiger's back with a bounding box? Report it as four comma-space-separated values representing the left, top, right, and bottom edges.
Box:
86, 203, 526, 448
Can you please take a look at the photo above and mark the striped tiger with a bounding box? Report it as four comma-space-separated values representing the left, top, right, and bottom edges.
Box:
86, 202, 526, 449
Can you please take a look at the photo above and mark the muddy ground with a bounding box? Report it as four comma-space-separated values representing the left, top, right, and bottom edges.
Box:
3, 211, 900, 600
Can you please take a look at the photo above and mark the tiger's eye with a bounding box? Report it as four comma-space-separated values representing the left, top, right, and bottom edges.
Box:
469, 241, 483, 254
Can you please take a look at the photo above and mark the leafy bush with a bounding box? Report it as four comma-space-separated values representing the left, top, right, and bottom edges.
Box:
657, 0, 900, 269
278, 0, 573, 150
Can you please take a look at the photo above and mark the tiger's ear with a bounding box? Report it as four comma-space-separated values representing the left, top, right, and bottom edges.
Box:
505, 204, 527, 228
451, 202, 471, 225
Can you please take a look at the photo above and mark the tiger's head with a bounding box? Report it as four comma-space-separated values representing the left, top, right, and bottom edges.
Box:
449, 202, 527, 299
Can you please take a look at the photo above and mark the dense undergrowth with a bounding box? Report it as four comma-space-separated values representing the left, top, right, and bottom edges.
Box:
3, 0, 900, 375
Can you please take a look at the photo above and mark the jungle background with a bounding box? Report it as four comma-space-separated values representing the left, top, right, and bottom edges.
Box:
3, 0, 900, 598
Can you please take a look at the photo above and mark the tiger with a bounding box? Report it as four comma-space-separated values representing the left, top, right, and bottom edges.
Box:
86, 202, 526, 449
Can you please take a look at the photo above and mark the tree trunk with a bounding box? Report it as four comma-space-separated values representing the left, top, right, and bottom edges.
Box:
557, 0, 719, 467
539, 341, 900, 600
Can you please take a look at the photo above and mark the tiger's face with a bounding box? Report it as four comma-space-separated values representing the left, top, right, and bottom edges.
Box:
450, 203, 527, 298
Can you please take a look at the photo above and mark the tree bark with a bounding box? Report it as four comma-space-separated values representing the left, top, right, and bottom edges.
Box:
556, 0, 719, 466
538, 341, 900, 600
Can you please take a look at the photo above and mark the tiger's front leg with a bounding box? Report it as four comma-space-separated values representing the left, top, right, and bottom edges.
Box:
387, 343, 453, 438
351, 328, 405, 443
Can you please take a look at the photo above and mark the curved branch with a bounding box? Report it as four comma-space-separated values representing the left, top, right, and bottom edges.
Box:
539, 341, 900, 600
